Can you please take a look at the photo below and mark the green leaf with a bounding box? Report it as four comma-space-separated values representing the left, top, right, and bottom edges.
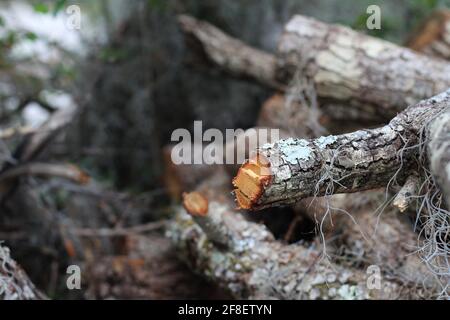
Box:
33, 3, 49, 14
0, 15, 5, 27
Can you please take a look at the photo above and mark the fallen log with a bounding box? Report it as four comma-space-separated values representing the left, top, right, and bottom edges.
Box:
180, 15, 450, 122
277, 15, 450, 122
169, 172, 426, 299
407, 9, 450, 61
233, 90, 450, 210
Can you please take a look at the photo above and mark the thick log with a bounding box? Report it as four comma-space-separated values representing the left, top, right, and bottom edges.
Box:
169, 172, 432, 299
0, 243, 46, 300
277, 15, 450, 122
180, 15, 450, 122
407, 9, 450, 61
233, 90, 450, 210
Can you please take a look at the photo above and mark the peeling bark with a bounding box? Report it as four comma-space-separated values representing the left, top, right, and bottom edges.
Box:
233, 90, 450, 210
407, 9, 450, 61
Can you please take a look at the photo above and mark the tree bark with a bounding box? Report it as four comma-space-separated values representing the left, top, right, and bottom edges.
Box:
169, 172, 425, 299
179, 15, 450, 123
406, 9, 450, 61
277, 15, 450, 122
0, 243, 46, 300
233, 90, 450, 210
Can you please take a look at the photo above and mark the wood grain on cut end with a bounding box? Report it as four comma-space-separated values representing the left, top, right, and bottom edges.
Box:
232, 154, 272, 209
182, 192, 209, 216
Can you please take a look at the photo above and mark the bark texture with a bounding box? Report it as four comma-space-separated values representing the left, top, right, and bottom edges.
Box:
180, 15, 450, 123
233, 90, 450, 210
169, 173, 424, 299
277, 15, 450, 122
407, 9, 450, 61
0, 243, 46, 300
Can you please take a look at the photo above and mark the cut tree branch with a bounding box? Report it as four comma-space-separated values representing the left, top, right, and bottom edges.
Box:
169, 172, 424, 299
233, 90, 450, 210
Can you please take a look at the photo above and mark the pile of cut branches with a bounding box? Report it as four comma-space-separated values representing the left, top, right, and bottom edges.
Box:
166, 12, 450, 299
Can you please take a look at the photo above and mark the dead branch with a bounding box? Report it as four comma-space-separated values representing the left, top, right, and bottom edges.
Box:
233, 90, 450, 210
15, 104, 78, 163
72, 220, 167, 237
169, 172, 425, 299
178, 15, 281, 89
0, 126, 35, 140
0, 163, 89, 185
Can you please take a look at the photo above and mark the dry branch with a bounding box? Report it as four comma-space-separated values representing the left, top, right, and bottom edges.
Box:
15, 104, 78, 163
178, 15, 281, 89
233, 90, 450, 210
407, 9, 450, 61
169, 172, 425, 299
0, 163, 89, 185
